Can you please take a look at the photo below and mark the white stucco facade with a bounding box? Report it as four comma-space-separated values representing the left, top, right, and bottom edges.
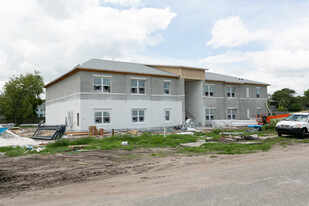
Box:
46, 96, 183, 131
80, 99, 182, 131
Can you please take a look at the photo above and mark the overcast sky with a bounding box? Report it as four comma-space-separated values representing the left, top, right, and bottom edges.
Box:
1, 0, 309, 95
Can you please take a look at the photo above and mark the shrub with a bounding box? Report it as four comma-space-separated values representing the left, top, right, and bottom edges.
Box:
277, 106, 287, 111
262, 123, 276, 131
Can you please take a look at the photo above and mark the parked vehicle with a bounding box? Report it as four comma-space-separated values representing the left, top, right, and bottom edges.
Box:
275, 113, 309, 138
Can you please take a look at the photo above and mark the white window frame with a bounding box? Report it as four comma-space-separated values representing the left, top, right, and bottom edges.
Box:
164, 109, 171, 122
205, 108, 215, 121
94, 109, 111, 124
205, 84, 214, 97
256, 87, 261, 98
93, 76, 112, 93
163, 80, 171, 95
228, 108, 237, 120
132, 109, 146, 123
227, 86, 236, 98
131, 79, 146, 94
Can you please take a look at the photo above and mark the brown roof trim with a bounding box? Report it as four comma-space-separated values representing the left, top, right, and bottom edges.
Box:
147, 64, 208, 71
44, 67, 179, 88
205, 79, 271, 86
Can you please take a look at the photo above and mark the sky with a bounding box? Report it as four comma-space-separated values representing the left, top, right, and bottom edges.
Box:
1, 0, 309, 95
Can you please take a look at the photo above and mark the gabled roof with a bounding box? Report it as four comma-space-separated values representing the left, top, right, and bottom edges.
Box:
45, 59, 179, 88
205, 72, 270, 86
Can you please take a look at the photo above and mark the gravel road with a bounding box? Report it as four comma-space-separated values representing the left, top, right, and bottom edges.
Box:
1, 144, 309, 206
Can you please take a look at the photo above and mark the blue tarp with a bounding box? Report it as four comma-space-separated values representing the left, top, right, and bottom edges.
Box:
248, 125, 262, 129
0, 128, 8, 134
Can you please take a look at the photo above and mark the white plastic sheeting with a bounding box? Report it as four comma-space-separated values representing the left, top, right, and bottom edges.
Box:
212, 120, 257, 128
0, 129, 46, 147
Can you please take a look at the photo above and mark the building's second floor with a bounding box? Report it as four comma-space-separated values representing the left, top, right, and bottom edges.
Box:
45, 59, 270, 103
45, 59, 185, 102
203, 72, 269, 100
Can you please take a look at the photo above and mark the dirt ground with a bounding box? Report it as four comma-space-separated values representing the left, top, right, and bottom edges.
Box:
1, 143, 309, 206
0, 147, 179, 197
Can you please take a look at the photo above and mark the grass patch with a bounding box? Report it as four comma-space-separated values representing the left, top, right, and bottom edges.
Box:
150, 151, 170, 157
194, 131, 221, 141
179, 141, 275, 155
1, 146, 27, 157
1, 126, 308, 157
210, 155, 218, 158
299, 139, 309, 143
0, 146, 16, 153
46, 139, 70, 148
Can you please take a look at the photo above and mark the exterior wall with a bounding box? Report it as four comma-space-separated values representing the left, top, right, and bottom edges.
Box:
46, 72, 82, 130
46, 72, 81, 101
78, 71, 184, 130
203, 81, 268, 125
79, 71, 183, 96
46, 71, 184, 130
149, 66, 205, 80
185, 80, 204, 126
80, 99, 182, 131
45, 96, 81, 130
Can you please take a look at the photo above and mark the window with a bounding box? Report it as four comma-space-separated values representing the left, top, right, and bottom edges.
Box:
131, 79, 145, 94
132, 109, 145, 123
164, 81, 171, 95
77, 113, 79, 126
256, 87, 261, 98
247, 109, 250, 119
205, 109, 215, 120
165, 110, 171, 121
94, 111, 110, 124
257, 108, 261, 116
205, 85, 214, 97
94, 77, 111, 93
227, 86, 236, 98
228, 109, 237, 120
246, 88, 249, 98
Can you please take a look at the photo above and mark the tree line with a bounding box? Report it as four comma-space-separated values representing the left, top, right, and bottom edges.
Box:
271, 88, 309, 112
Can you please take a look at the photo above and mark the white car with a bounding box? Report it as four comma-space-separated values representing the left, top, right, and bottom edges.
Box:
275, 113, 309, 138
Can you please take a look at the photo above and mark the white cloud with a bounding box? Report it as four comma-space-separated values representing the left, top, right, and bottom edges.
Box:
0, 0, 176, 89
103, 0, 144, 7
207, 16, 272, 48
203, 16, 309, 95
200, 49, 309, 95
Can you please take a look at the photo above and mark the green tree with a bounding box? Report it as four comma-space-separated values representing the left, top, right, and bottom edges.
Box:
303, 89, 309, 107
0, 71, 44, 124
272, 88, 295, 109
289, 103, 303, 112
